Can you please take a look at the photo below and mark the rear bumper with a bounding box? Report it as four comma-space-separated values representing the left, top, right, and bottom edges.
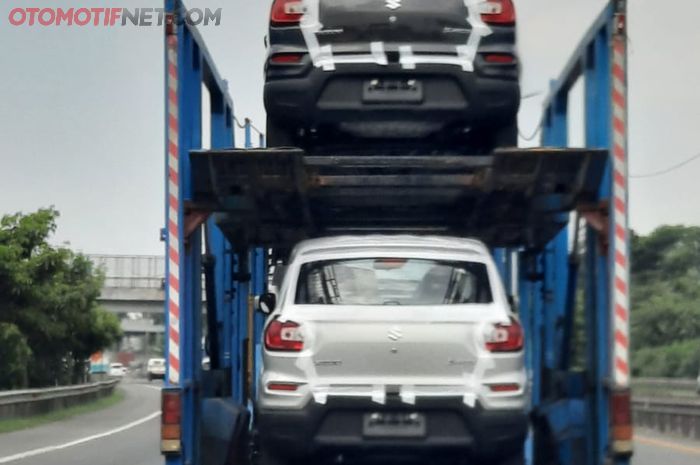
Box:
255, 396, 527, 461
264, 59, 519, 136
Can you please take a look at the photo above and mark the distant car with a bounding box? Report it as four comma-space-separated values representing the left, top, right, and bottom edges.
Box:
254, 235, 527, 465
108, 363, 127, 377
696, 370, 700, 394
147, 358, 166, 381
264, 0, 520, 152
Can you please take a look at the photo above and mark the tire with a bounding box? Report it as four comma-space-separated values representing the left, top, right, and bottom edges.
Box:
147, 374, 153, 382
492, 118, 519, 149
266, 116, 297, 148
497, 450, 525, 465
252, 446, 289, 465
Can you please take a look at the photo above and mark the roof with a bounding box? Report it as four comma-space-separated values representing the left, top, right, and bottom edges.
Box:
290, 235, 489, 260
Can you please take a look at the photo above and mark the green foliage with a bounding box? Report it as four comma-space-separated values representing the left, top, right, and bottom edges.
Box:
0, 208, 122, 388
0, 323, 31, 390
630, 225, 700, 378
631, 339, 700, 378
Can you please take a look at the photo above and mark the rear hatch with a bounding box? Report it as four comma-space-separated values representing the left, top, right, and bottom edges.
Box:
318, 0, 471, 46
294, 307, 495, 390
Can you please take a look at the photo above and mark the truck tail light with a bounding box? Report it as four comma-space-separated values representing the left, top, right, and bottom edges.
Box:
265, 320, 304, 351
270, 0, 305, 25
485, 318, 524, 352
611, 389, 634, 456
160, 389, 181, 454
480, 0, 516, 25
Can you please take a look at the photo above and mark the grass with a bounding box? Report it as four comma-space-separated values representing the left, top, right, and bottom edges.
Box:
0, 388, 126, 434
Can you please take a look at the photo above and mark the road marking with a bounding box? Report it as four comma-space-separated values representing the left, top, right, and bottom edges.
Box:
636, 435, 700, 456
0, 411, 161, 463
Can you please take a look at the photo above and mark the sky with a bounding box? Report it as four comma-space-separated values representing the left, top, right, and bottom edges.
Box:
1, 0, 699, 255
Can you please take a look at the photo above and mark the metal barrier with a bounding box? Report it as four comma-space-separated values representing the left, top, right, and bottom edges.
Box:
633, 397, 700, 440
632, 377, 698, 398
0, 379, 120, 420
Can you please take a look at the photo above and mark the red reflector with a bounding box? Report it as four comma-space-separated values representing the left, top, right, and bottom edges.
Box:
267, 382, 300, 391
265, 320, 304, 351
480, 0, 516, 25
611, 389, 632, 439
271, 0, 304, 25
483, 53, 515, 64
270, 53, 304, 64
485, 318, 524, 352
161, 390, 181, 425
161, 389, 181, 455
488, 383, 520, 392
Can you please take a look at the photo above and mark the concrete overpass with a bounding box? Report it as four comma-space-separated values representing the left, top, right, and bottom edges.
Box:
90, 255, 166, 333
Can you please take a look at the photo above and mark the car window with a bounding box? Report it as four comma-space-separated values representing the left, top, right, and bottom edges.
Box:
295, 258, 492, 305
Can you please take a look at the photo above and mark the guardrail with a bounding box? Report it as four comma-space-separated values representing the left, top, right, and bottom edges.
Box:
0, 379, 120, 420
633, 397, 700, 440
632, 377, 698, 399
631, 378, 700, 440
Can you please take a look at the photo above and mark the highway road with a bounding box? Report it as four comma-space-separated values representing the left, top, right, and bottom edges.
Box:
0, 380, 698, 465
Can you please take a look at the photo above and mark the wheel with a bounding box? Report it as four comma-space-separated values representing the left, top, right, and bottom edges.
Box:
252, 446, 289, 465
147, 374, 152, 382
266, 116, 297, 148
497, 450, 525, 465
491, 118, 519, 149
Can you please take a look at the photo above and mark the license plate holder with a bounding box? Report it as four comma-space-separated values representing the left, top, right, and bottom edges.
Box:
362, 412, 427, 437
362, 79, 423, 103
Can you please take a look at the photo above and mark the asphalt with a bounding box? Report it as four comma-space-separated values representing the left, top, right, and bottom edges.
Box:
0, 381, 698, 465
0, 378, 163, 465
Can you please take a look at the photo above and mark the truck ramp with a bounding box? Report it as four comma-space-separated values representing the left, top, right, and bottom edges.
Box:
190, 148, 607, 249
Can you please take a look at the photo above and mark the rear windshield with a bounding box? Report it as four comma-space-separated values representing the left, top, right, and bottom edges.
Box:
295, 258, 492, 305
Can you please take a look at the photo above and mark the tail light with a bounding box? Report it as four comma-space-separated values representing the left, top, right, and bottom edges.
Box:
480, 0, 516, 25
267, 382, 301, 391
485, 318, 524, 352
160, 389, 181, 454
611, 389, 634, 455
271, 0, 305, 25
483, 53, 516, 64
265, 319, 304, 351
488, 383, 520, 392
270, 53, 305, 64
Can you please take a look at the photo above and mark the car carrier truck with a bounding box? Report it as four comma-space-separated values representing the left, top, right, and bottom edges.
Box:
158, 1, 632, 465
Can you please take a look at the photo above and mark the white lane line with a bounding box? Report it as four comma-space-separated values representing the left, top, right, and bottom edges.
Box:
0, 411, 161, 463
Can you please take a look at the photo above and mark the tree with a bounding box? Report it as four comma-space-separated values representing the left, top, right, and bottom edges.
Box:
0, 208, 122, 388
630, 226, 700, 377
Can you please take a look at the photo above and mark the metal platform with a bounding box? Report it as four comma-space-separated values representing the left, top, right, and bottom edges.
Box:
189, 148, 607, 249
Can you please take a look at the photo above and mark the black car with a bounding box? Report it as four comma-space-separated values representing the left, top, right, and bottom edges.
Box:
264, 0, 520, 152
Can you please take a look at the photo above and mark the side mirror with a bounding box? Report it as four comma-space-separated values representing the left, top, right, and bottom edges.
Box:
257, 293, 276, 314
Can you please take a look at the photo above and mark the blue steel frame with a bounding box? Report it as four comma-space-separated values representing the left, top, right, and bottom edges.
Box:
517, 2, 629, 465
163, 2, 266, 464
164, 1, 628, 464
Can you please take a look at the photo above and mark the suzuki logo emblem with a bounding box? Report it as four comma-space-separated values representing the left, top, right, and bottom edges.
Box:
385, 0, 402, 10
387, 327, 403, 341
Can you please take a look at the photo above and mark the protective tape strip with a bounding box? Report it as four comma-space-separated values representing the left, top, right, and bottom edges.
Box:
299, 0, 491, 72
291, 319, 498, 408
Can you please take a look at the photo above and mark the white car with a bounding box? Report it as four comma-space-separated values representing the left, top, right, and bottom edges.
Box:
254, 235, 527, 465
147, 358, 166, 381
108, 363, 127, 377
